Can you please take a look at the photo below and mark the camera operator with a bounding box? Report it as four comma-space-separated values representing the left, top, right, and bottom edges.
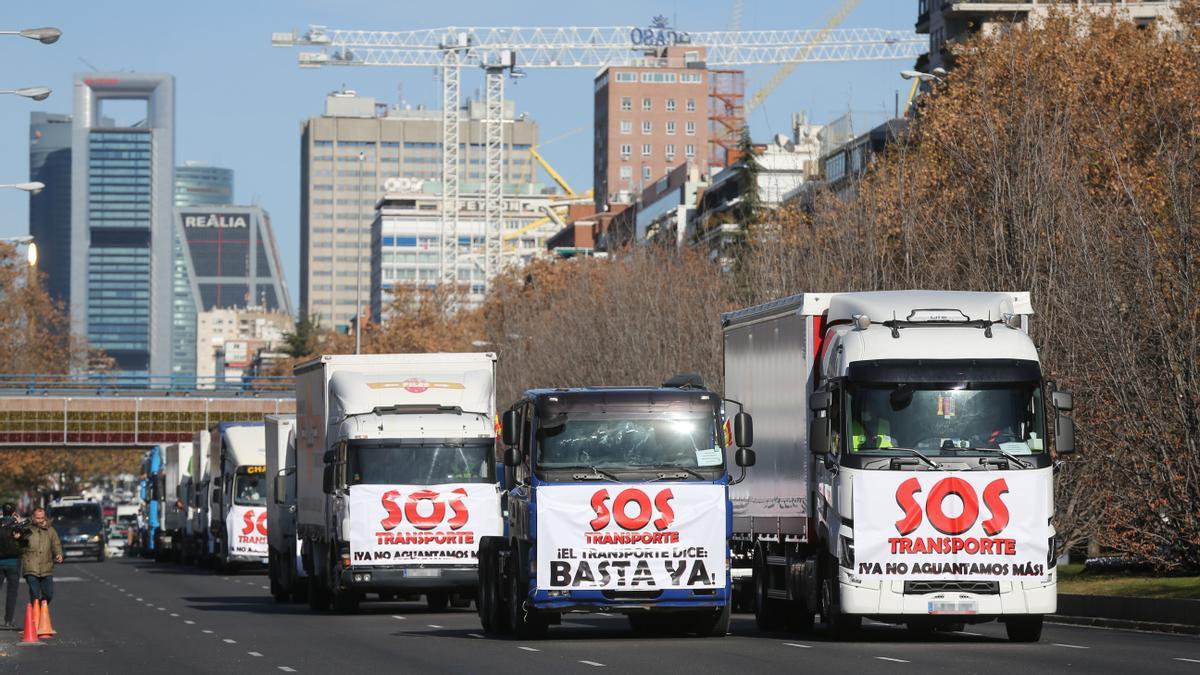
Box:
0, 503, 29, 631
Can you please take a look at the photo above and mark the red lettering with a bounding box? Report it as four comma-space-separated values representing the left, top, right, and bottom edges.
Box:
981, 479, 1011, 536
589, 489, 611, 531
446, 488, 470, 530
405, 489, 446, 531
256, 510, 268, 536
894, 477, 924, 535
613, 489, 652, 530
652, 489, 675, 530
242, 509, 255, 535
925, 477, 979, 536
380, 489, 404, 531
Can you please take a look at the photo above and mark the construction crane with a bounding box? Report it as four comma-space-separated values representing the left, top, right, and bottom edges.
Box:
272, 20, 924, 294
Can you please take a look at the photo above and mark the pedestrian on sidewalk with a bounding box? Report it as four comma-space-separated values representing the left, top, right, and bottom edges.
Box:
21, 508, 62, 607
0, 503, 29, 630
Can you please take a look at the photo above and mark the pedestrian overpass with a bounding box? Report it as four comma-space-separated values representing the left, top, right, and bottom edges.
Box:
0, 375, 295, 448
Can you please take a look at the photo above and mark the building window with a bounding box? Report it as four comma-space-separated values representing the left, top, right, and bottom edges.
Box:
685, 121, 696, 135
615, 71, 636, 82
686, 98, 696, 112
685, 144, 696, 158
620, 166, 632, 179
666, 98, 676, 112
642, 120, 652, 135
620, 96, 632, 111
620, 120, 632, 135
665, 143, 676, 159
642, 165, 652, 181
641, 143, 652, 157
666, 121, 676, 136
620, 143, 632, 159
642, 97, 652, 111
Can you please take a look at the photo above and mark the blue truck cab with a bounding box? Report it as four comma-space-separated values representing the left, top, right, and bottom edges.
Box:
140, 446, 163, 557
477, 378, 755, 639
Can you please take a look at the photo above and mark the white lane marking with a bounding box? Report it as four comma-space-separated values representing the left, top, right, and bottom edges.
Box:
427, 624, 444, 629
262, 585, 270, 590
960, 631, 984, 636
223, 638, 237, 644
784, 643, 812, 649
156, 607, 166, 611
468, 633, 485, 639
248, 651, 263, 657
391, 615, 406, 620
876, 657, 909, 663
597, 612, 612, 617
579, 661, 606, 667
136, 597, 143, 601
278, 668, 296, 673
184, 620, 195, 625
1175, 658, 1200, 664
202, 630, 214, 634
1053, 643, 1089, 650
169, 613, 179, 617
518, 646, 540, 652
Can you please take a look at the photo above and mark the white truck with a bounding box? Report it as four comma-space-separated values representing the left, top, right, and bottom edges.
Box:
209, 422, 269, 573
266, 414, 306, 602
186, 430, 214, 565
158, 442, 193, 561
722, 291, 1075, 642
294, 353, 502, 614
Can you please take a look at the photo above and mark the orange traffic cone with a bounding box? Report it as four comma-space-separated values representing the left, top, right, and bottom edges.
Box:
19, 602, 40, 644
36, 599, 55, 638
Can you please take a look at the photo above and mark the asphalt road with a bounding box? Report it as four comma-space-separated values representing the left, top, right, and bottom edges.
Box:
1, 558, 1199, 674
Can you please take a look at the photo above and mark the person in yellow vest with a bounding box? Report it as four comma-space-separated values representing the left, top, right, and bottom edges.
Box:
852, 408, 896, 450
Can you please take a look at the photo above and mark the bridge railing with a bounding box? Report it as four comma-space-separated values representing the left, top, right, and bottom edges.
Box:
0, 373, 295, 398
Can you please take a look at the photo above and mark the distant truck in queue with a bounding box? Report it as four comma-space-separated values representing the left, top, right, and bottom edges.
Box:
293, 353, 502, 613
266, 414, 307, 602
476, 378, 754, 639
157, 442, 192, 561
186, 430, 214, 565
209, 422, 269, 573
722, 291, 1075, 642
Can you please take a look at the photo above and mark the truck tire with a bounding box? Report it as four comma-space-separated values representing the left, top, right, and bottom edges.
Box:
1005, 616, 1044, 642
691, 602, 732, 637
332, 585, 361, 614
291, 578, 309, 603
507, 545, 547, 640
307, 573, 331, 611
821, 555, 861, 641
426, 592, 449, 611
754, 545, 786, 631
479, 541, 509, 634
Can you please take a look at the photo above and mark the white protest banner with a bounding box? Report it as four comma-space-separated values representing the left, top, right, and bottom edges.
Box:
536, 484, 726, 590
347, 484, 501, 566
852, 470, 1051, 581
227, 505, 268, 557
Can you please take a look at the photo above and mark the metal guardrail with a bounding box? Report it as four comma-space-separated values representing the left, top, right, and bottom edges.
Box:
0, 373, 295, 398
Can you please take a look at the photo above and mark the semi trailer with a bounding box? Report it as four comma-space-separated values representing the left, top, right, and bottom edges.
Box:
266, 414, 306, 602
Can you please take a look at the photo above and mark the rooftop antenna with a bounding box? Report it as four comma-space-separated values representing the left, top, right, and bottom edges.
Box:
77, 56, 99, 72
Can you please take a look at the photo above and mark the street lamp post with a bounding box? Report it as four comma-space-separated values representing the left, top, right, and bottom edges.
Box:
0, 181, 45, 194
355, 151, 365, 355
0, 86, 51, 101
0, 27, 62, 44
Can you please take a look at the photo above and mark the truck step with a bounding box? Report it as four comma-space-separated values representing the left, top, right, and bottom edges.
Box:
766, 589, 791, 601
766, 556, 788, 567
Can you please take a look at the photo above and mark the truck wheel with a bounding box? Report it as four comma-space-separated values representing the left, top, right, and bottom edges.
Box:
291, 578, 309, 603
426, 592, 449, 611
691, 602, 732, 638
332, 586, 361, 614
821, 555, 860, 641
478, 540, 496, 632
307, 574, 331, 611
507, 551, 547, 640
1005, 616, 1044, 642
788, 600, 815, 633
754, 546, 786, 631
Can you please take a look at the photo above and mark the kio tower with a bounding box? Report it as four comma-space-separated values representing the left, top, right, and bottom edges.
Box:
70, 73, 175, 376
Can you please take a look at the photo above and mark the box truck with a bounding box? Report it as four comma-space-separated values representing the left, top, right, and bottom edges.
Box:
186, 430, 214, 565
477, 378, 754, 639
722, 291, 1074, 642
209, 422, 269, 573
294, 353, 502, 613
157, 442, 192, 561
266, 414, 306, 602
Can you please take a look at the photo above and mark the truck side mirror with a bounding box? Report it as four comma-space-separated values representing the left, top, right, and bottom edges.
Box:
733, 412, 753, 448
735, 447, 756, 468
273, 475, 287, 504
1052, 390, 1074, 412
501, 409, 519, 447
503, 446, 523, 467
809, 391, 831, 411
810, 417, 831, 455
211, 488, 222, 506
322, 465, 335, 494
322, 449, 337, 464
1055, 415, 1076, 455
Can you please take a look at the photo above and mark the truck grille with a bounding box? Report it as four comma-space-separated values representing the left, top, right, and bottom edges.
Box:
903, 580, 999, 595
600, 590, 662, 601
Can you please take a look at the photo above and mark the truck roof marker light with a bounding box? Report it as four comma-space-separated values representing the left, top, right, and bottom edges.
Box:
852, 314, 870, 331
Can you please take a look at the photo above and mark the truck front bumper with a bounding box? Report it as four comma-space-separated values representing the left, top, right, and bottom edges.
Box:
531, 588, 728, 614
839, 573, 1057, 618
339, 566, 478, 593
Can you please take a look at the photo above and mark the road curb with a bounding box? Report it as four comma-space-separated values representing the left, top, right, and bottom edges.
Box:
1050, 614, 1200, 636
1054, 593, 1200, 635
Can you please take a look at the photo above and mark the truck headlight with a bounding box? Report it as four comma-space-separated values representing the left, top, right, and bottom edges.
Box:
839, 535, 854, 569
90, 534, 102, 543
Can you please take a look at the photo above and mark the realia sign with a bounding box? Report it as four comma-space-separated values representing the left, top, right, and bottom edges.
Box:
853, 471, 1050, 581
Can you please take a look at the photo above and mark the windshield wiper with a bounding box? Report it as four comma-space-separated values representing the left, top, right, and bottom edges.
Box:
966, 446, 1031, 469
879, 447, 945, 471
570, 466, 621, 482
646, 465, 706, 481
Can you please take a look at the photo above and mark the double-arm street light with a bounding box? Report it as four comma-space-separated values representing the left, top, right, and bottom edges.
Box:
900, 67, 947, 85
0, 181, 45, 195
0, 27, 61, 44
0, 86, 51, 101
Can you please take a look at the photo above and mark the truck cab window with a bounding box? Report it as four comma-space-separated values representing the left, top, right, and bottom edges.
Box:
234, 473, 266, 506
347, 443, 493, 485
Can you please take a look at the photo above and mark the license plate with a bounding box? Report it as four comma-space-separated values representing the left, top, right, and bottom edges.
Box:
66, 550, 83, 557
929, 600, 977, 615
404, 569, 439, 578
260, 558, 269, 565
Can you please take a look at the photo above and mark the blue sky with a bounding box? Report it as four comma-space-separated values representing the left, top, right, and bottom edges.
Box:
0, 1, 919, 303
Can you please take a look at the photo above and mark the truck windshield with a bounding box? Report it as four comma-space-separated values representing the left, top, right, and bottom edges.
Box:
234, 473, 267, 506
537, 413, 723, 471
347, 443, 493, 486
49, 505, 102, 523
847, 383, 1046, 456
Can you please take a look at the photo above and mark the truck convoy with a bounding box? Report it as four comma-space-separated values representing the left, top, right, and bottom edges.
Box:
209, 422, 269, 572
266, 414, 306, 602
722, 291, 1074, 642
477, 379, 754, 638
138, 447, 162, 558
158, 442, 193, 561
293, 353, 501, 614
